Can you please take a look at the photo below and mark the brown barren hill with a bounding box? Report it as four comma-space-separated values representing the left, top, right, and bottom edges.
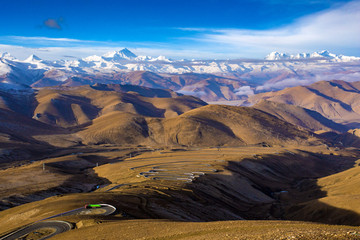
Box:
0, 89, 36, 116
33, 85, 207, 127
78, 105, 314, 147
253, 100, 348, 133
120, 71, 248, 101
34, 88, 100, 127
319, 128, 360, 148
249, 80, 360, 127
158, 105, 313, 147
78, 112, 149, 145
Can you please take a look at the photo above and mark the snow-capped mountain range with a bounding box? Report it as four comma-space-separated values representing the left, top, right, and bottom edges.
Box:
1, 48, 359, 101
265, 50, 360, 61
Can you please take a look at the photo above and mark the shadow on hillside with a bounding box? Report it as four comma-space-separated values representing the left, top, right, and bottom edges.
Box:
286, 199, 360, 226
319, 131, 360, 148
2, 148, 360, 227
218, 151, 360, 226
106, 150, 360, 226
0, 154, 117, 211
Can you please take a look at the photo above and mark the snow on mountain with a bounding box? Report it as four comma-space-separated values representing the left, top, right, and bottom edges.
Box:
148, 55, 172, 62
24, 54, 43, 63
135, 55, 153, 61
83, 55, 103, 62
0, 48, 360, 99
265, 50, 360, 62
0, 59, 12, 75
0, 52, 16, 60
264, 52, 290, 60
83, 49, 175, 64
102, 48, 137, 61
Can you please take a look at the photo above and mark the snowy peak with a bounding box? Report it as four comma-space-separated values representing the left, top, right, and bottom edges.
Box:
24, 54, 42, 62
265, 50, 360, 62
149, 55, 172, 62
103, 48, 137, 61
83, 55, 103, 62
264, 52, 290, 60
315, 50, 332, 58
135, 55, 153, 61
81, 48, 173, 63
0, 52, 16, 60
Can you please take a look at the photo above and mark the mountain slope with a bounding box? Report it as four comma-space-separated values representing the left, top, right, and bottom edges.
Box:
79, 105, 315, 147
249, 80, 360, 127
159, 105, 312, 146
33, 85, 207, 127
286, 158, 360, 225
253, 100, 348, 133
0, 107, 80, 151
78, 112, 149, 145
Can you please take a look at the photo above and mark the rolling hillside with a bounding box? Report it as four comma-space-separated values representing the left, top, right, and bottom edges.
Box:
253, 100, 348, 133
249, 80, 360, 127
33, 85, 207, 127
79, 104, 315, 147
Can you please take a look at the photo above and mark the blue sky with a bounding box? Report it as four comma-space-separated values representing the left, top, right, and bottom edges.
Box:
0, 0, 359, 59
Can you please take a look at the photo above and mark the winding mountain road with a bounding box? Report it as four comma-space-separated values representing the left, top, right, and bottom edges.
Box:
0, 220, 72, 240
0, 204, 116, 240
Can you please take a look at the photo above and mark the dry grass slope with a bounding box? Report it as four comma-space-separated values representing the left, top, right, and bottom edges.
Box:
253, 100, 348, 132
33, 85, 206, 127
160, 105, 313, 146
78, 104, 316, 146
250, 80, 360, 127
286, 159, 360, 225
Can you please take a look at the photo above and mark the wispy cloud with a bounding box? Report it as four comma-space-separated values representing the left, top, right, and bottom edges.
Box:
7, 36, 83, 42
180, 0, 360, 57
0, 36, 106, 49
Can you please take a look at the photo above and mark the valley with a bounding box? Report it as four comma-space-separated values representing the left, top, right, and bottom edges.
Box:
0, 145, 360, 239
0, 80, 360, 239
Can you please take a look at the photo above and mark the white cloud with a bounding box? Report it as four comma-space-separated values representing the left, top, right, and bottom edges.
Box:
235, 86, 254, 96
177, 90, 207, 97
185, 0, 360, 57
256, 79, 315, 91
0, 44, 118, 60
256, 70, 360, 91
9, 36, 82, 42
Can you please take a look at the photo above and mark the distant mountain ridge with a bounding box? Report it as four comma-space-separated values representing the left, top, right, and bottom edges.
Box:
1, 48, 360, 101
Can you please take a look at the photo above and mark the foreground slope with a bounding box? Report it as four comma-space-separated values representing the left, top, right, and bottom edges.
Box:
53, 220, 360, 240
1, 147, 360, 240
286, 159, 360, 225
